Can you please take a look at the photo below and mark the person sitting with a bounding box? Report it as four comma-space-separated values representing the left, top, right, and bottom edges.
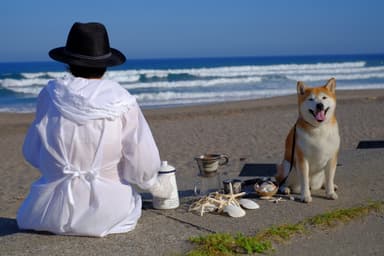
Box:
17, 22, 171, 237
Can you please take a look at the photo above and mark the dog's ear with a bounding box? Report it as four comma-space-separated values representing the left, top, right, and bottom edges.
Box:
324, 78, 336, 93
297, 81, 306, 95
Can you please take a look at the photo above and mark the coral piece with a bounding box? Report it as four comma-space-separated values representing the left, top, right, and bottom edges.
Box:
189, 183, 246, 217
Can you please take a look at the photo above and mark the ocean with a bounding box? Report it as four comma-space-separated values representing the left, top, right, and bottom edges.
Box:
1, 54, 384, 112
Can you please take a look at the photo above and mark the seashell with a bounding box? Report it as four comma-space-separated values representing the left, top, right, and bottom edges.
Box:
224, 202, 246, 218
260, 181, 276, 191
204, 202, 218, 212
254, 180, 278, 197
239, 198, 260, 210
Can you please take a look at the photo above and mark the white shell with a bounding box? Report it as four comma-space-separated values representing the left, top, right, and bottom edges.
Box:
205, 203, 218, 212
254, 181, 277, 193
224, 203, 246, 218
239, 198, 260, 210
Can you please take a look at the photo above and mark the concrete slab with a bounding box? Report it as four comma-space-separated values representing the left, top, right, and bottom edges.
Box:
1, 148, 383, 255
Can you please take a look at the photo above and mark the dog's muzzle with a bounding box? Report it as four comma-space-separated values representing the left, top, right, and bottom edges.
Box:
309, 103, 329, 122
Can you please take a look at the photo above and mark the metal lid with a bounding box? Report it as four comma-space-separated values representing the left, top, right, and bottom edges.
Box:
158, 161, 175, 174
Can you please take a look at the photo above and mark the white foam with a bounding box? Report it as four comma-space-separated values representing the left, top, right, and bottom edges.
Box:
121, 76, 263, 90
21, 72, 47, 79
288, 72, 384, 82
1, 61, 377, 92
2, 60, 384, 110
21, 71, 67, 79
135, 81, 384, 108
1, 78, 48, 88
104, 61, 369, 81
336, 82, 384, 90
104, 72, 141, 83
0, 106, 36, 113
135, 88, 296, 107
47, 72, 67, 78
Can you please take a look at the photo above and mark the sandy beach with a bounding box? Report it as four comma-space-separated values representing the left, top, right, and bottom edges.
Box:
1, 89, 384, 255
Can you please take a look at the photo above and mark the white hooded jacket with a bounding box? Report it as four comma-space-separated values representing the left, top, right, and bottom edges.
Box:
17, 76, 161, 237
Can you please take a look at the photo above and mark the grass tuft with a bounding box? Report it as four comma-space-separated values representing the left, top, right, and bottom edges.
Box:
186, 201, 383, 255
256, 223, 306, 243
187, 233, 272, 256
305, 201, 384, 228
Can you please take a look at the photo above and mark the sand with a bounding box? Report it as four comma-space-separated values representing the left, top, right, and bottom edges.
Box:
0, 89, 383, 255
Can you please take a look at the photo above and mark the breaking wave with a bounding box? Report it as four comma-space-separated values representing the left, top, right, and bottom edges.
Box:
1, 55, 384, 111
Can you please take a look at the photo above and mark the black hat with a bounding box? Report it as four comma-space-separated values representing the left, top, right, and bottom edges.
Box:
49, 22, 126, 68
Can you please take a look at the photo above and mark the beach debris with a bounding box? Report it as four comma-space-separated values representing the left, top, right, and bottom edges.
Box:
254, 180, 278, 198
188, 197, 218, 216
267, 197, 286, 204
239, 198, 260, 209
189, 183, 249, 217
224, 201, 246, 218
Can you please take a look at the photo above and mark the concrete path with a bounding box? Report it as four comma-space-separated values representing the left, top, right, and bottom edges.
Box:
1, 148, 383, 255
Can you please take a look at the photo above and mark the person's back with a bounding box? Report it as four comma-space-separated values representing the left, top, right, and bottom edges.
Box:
17, 22, 171, 237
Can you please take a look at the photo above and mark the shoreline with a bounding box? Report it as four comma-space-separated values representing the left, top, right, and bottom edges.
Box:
5, 88, 383, 119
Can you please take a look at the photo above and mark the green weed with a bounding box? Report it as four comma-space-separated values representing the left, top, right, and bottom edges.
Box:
305, 201, 383, 228
187, 233, 271, 256
186, 201, 383, 255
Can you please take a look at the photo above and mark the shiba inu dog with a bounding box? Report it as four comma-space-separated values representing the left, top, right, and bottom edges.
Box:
276, 78, 340, 203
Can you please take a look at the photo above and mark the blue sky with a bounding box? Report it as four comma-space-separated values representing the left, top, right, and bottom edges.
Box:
1, 0, 384, 62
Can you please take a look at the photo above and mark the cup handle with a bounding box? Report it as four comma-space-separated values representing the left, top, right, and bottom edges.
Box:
219, 154, 229, 166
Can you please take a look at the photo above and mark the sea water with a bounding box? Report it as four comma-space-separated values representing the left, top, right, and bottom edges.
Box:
1, 54, 383, 112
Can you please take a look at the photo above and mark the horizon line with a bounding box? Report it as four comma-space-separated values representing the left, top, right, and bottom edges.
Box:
1, 52, 384, 64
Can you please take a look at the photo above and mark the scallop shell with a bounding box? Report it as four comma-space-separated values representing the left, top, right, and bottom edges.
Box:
239, 198, 260, 210
224, 202, 246, 218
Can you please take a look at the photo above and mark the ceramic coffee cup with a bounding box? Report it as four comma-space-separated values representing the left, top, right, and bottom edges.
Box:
195, 154, 229, 177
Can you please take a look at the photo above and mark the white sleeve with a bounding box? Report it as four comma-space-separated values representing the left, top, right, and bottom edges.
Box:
22, 88, 49, 168
119, 103, 161, 190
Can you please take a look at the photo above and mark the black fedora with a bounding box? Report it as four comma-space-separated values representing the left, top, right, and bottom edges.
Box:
49, 22, 126, 68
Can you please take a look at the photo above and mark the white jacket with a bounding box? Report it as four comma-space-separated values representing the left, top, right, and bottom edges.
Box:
17, 76, 161, 237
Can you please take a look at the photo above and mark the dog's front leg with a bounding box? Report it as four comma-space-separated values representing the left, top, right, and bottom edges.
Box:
297, 155, 312, 203
324, 155, 338, 200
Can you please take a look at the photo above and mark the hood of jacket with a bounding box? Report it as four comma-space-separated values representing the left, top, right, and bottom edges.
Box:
46, 76, 136, 124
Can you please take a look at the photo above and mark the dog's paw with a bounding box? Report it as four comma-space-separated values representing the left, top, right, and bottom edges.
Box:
322, 184, 339, 191
326, 191, 338, 200
301, 194, 312, 203
278, 186, 290, 195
